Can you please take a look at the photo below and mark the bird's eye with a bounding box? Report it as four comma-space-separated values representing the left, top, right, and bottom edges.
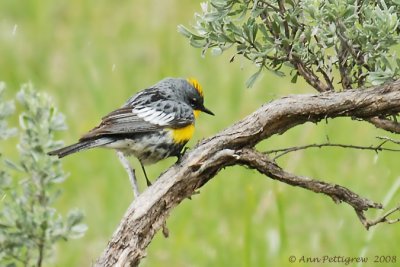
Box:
190, 97, 197, 107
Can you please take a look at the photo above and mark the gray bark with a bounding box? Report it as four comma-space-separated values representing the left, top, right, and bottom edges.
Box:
96, 80, 400, 266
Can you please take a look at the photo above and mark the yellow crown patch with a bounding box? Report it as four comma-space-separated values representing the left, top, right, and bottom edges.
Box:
187, 78, 203, 97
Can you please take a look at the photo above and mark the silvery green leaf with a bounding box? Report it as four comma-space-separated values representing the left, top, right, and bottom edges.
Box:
245, 68, 262, 88
211, 46, 223, 56
4, 160, 24, 172
177, 25, 193, 38
69, 224, 88, 239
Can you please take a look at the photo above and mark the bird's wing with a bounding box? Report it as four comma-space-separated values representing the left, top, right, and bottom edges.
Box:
80, 99, 194, 141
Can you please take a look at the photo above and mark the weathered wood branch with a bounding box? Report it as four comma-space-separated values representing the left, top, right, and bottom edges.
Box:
367, 116, 400, 133
235, 148, 395, 229
96, 80, 400, 266
265, 141, 400, 159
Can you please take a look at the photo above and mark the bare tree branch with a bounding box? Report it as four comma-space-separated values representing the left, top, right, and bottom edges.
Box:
291, 55, 332, 92
237, 148, 400, 229
377, 136, 400, 145
96, 80, 400, 266
265, 141, 400, 160
317, 66, 335, 91
277, 0, 290, 39
367, 117, 400, 134
363, 205, 400, 229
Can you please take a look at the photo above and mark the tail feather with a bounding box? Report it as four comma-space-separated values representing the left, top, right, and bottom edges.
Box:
48, 138, 113, 158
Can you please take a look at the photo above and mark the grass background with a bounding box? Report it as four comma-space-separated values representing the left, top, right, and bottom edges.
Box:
1, 0, 400, 266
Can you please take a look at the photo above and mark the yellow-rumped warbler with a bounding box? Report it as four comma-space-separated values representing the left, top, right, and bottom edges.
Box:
48, 77, 214, 188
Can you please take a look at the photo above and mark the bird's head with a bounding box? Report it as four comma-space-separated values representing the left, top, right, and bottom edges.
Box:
183, 78, 214, 118
154, 77, 214, 118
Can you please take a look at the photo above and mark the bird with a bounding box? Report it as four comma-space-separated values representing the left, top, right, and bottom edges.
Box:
48, 77, 214, 195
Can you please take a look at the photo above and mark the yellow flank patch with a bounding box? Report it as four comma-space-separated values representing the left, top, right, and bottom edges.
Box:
187, 78, 203, 97
170, 124, 195, 143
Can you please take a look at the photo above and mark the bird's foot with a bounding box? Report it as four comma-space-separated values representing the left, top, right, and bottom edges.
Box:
177, 146, 189, 163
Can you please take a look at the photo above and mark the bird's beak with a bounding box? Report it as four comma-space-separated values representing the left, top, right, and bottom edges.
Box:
200, 105, 215, 116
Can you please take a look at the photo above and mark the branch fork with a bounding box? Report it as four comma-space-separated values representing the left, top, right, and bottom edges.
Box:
96, 80, 400, 266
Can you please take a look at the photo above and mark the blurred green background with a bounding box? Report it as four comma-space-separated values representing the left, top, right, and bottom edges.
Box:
1, 1, 400, 266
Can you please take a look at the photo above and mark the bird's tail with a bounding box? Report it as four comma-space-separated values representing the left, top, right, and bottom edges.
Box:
48, 138, 113, 158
